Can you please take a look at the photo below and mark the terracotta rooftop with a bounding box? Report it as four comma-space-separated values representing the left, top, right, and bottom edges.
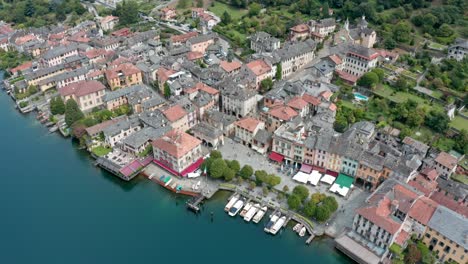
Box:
320, 90, 333, 101
162, 104, 187, 122
101, 15, 119, 24
394, 230, 410, 246
408, 175, 438, 197
152, 130, 201, 158
335, 69, 358, 83
10, 61, 32, 74
170, 31, 198, 43
290, 24, 309, 33
157, 68, 176, 84
15, 34, 36, 45
408, 196, 438, 225
84, 48, 108, 59
246, 59, 272, 76
268, 105, 298, 121
235, 117, 263, 133
356, 196, 402, 235
59, 80, 105, 97
112, 28, 132, 37
287, 96, 308, 110
435, 152, 458, 170
186, 51, 204, 61
392, 184, 420, 214
302, 94, 321, 106
105, 63, 141, 80
328, 54, 342, 65
329, 103, 337, 111
430, 191, 468, 217
219, 60, 242, 73
195, 82, 218, 95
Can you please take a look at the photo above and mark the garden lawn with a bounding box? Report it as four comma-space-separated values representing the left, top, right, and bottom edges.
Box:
92, 146, 112, 157
450, 116, 468, 131
208, 1, 247, 20
451, 174, 468, 185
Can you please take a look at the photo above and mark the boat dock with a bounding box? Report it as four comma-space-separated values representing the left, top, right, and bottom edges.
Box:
223, 191, 318, 244
186, 194, 205, 213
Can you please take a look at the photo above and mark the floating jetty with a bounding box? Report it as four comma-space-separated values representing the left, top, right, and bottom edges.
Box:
187, 194, 205, 213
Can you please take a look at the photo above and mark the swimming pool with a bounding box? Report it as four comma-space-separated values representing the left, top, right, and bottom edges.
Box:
354, 92, 369, 101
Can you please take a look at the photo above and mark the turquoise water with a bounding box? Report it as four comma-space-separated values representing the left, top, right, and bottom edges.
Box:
0, 72, 353, 264
353, 92, 369, 101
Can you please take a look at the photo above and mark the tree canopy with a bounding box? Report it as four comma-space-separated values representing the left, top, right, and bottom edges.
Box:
65, 99, 84, 127
114, 0, 139, 26
239, 165, 253, 179
50, 97, 65, 115
292, 185, 309, 201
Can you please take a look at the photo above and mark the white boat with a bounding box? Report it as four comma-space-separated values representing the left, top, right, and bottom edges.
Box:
243, 203, 260, 222
253, 206, 267, 224
228, 200, 244, 217
224, 195, 239, 212
164, 178, 173, 187
293, 223, 302, 232
270, 216, 287, 235
239, 202, 252, 217
264, 214, 279, 233
299, 227, 307, 237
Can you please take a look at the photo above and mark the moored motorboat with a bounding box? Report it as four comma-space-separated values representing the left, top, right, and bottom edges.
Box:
228, 199, 244, 217
264, 214, 280, 233
224, 194, 239, 212
270, 216, 286, 235
299, 227, 306, 237
239, 202, 252, 217
243, 203, 260, 222
293, 223, 302, 232
253, 206, 267, 224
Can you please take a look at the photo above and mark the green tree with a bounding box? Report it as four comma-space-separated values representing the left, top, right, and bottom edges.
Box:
395, 77, 409, 91
262, 186, 269, 196
114, 0, 139, 25
227, 160, 240, 174
209, 158, 227, 178
357, 72, 379, 88
425, 110, 449, 133
248, 2, 261, 17
292, 185, 309, 201
50, 96, 65, 115
65, 99, 84, 127
163, 82, 171, 98
323, 196, 338, 212
275, 63, 282, 80
267, 174, 281, 187
282, 185, 289, 193
287, 195, 301, 210
404, 244, 422, 264
260, 77, 273, 93
239, 165, 253, 179
372, 68, 385, 83
393, 22, 411, 43
314, 205, 330, 222
254, 170, 268, 184
196, 0, 203, 8
24, 0, 35, 17
223, 168, 235, 181
310, 192, 326, 204
210, 150, 222, 159
303, 201, 316, 217
221, 11, 232, 25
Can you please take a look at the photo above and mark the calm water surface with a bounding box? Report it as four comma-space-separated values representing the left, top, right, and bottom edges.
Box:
0, 72, 353, 264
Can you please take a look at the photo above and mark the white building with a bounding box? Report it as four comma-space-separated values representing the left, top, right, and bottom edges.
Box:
343, 45, 379, 77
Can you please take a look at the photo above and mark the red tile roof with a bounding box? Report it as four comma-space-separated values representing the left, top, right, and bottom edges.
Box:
302, 94, 321, 106
84, 48, 108, 59
394, 230, 410, 246
408, 175, 438, 197
246, 59, 272, 76
408, 196, 438, 225
59, 80, 105, 97
335, 70, 359, 84
290, 24, 309, 33
435, 152, 458, 170
235, 117, 263, 133
393, 184, 420, 214
287, 96, 308, 110
430, 191, 468, 217
112, 28, 132, 37
157, 68, 176, 84
186, 51, 204, 61
268, 105, 298, 121
356, 196, 402, 235
101, 15, 119, 24
152, 130, 201, 158
170, 31, 198, 43
9, 61, 32, 74
329, 103, 337, 111
162, 104, 187, 122
320, 90, 333, 101
328, 54, 343, 65
105, 63, 141, 80
15, 34, 36, 45
219, 60, 242, 73
195, 82, 218, 95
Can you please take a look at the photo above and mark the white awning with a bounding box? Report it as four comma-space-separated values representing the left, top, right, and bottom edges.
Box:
330, 183, 350, 196
293, 171, 309, 183
320, 174, 336, 185
307, 170, 322, 186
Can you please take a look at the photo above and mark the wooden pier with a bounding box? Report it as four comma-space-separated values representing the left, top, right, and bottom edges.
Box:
186, 194, 205, 213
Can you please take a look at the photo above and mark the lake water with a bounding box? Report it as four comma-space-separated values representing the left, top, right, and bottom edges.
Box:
0, 71, 353, 264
